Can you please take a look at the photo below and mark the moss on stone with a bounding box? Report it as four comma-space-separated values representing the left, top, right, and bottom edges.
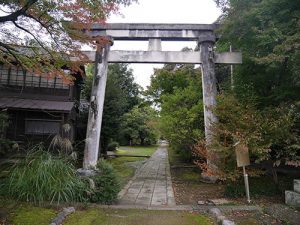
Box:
10, 205, 56, 225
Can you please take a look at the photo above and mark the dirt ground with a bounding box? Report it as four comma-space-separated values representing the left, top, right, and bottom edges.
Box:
225, 210, 283, 225
168, 148, 300, 225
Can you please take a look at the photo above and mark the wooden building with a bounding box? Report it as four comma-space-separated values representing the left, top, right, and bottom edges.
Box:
0, 63, 84, 145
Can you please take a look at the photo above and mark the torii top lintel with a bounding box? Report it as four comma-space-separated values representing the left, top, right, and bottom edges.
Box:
80, 23, 241, 64
85, 23, 219, 42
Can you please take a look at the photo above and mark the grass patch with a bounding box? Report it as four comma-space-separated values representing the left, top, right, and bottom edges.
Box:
108, 146, 157, 187
9, 205, 56, 225
168, 146, 202, 183
64, 208, 214, 225
180, 169, 202, 182
171, 167, 202, 183
117, 145, 157, 156
168, 146, 183, 167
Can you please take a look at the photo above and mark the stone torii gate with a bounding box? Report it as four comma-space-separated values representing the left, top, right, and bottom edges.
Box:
82, 23, 242, 172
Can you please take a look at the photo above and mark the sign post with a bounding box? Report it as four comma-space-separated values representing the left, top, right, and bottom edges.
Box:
235, 142, 251, 203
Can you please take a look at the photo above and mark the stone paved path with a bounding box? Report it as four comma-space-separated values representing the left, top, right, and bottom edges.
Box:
118, 144, 176, 207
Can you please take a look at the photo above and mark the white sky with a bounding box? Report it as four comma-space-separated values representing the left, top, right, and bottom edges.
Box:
107, 0, 221, 89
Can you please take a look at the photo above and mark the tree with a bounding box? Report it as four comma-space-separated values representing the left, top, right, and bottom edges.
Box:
206, 0, 300, 179
100, 64, 140, 151
147, 64, 205, 160
0, 0, 136, 83
202, 94, 300, 181
120, 105, 158, 146
145, 64, 192, 104
215, 0, 300, 106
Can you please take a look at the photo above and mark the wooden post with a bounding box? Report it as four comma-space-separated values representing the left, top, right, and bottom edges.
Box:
230, 45, 234, 90
199, 41, 219, 177
83, 43, 111, 169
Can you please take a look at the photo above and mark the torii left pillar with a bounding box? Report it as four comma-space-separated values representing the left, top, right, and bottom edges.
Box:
83, 42, 111, 169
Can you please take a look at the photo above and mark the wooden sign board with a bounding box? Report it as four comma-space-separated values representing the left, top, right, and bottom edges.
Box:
235, 143, 250, 167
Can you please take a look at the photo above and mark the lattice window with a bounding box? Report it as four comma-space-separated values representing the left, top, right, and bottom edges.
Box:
9, 66, 25, 86
0, 65, 70, 90
25, 119, 60, 135
0, 64, 9, 85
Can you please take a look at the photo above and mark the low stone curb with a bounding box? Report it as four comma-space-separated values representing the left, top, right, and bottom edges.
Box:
50, 207, 75, 225
208, 208, 236, 225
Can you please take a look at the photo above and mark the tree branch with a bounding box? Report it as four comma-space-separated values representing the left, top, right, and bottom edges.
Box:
0, 42, 22, 65
13, 21, 55, 60
0, 0, 38, 23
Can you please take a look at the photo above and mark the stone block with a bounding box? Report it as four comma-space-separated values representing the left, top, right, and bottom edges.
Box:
294, 179, 300, 194
222, 219, 236, 225
63, 207, 75, 216
208, 208, 222, 217
285, 190, 300, 207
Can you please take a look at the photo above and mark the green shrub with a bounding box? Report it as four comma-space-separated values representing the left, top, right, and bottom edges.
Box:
4, 144, 88, 205
90, 160, 121, 204
107, 141, 119, 151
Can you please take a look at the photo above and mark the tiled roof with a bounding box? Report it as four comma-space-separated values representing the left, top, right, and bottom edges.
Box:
0, 97, 74, 112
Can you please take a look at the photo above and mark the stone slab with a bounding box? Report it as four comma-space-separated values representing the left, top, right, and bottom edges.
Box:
294, 179, 300, 194
81, 51, 242, 64
118, 145, 175, 207
285, 190, 300, 207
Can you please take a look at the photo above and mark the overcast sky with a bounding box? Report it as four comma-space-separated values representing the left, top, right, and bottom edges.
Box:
107, 0, 221, 89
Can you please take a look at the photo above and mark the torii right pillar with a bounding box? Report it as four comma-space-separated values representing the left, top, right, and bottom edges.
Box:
199, 40, 220, 181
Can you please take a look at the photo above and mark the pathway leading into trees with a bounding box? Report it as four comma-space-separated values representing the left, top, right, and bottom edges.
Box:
118, 144, 176, 207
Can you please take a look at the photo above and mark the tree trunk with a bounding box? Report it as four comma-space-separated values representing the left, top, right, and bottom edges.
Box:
140, 137, 145, 146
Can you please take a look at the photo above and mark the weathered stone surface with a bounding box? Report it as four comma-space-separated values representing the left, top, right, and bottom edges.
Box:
81, 51, 242, 64
200, 174, 219, 183
50, 212, 65, 225
265, 204, 300, 225
198, 198, 232, 206
118, 145, 175, 207
222, 219, 236, 225
200, 41, 221, 177
50, 207, 76, 225
76, 168, 98, 177
211, 199, 231, 205
83, 44, 111, 169
294, 179, 300, 194
208, 207, 236, 225
91, 23, 218, 31
87, 23, 218, 41
148, 39, 162, 51
63, 207, 76, 216
197, 200, 206, 205
285, 190, 300, 207
217, 215, 226, 223
208, 208, 222, 217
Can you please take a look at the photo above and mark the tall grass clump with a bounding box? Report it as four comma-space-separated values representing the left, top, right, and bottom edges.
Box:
7, 144, 88, 205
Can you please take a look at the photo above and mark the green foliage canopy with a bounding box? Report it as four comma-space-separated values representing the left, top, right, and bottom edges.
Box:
147, 64, 204, 158
81, 63, 141, 150
120, 105, 158, 146
216, 0, 300, 106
